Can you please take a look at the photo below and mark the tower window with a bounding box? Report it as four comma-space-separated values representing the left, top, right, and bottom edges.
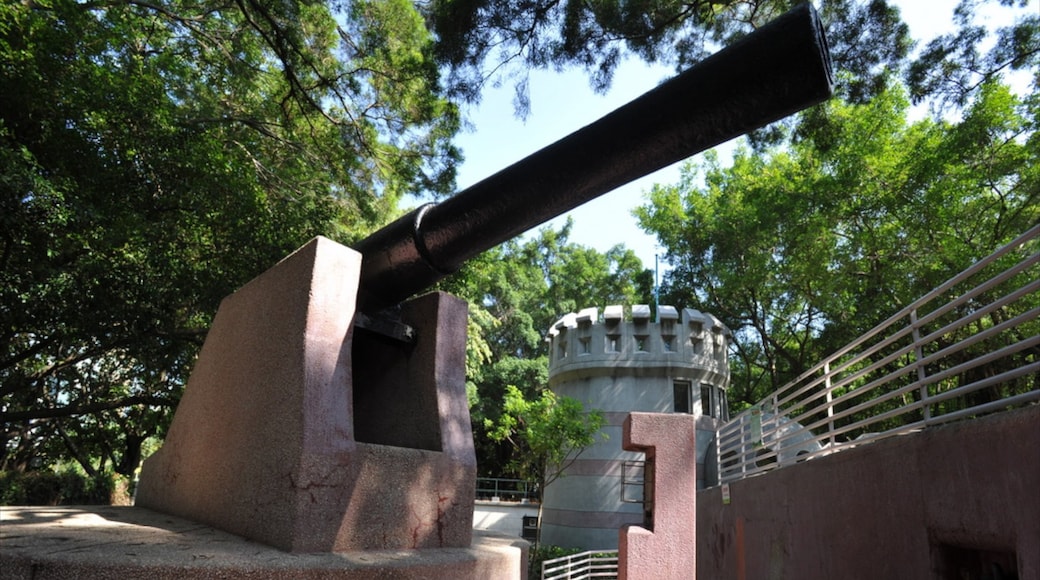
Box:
701, 383, 727, 419
673, 381, 692, 414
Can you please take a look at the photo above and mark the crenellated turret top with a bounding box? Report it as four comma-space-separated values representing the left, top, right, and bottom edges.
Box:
546, 305, 731, 377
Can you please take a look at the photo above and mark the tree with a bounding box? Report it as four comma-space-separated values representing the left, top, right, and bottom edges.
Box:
438, 220, 650, 477
636, 76, 1039, 410
0, 0, 458, 477
485, 384, 605, 542
428, 0, 912, 115
907, 0, 1040, 110
486, 385, 605, 490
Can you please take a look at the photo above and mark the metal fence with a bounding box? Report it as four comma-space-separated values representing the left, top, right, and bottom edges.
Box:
717, 225, 1039, 483
542, 550, 619, 580
475, 477, 538, 502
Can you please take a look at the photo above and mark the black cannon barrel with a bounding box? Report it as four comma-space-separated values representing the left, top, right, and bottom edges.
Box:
354, 2, 833, 312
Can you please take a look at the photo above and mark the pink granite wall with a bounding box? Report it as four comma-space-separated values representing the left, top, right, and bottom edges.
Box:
136, 236, 476, 553
697, 405, 1040, 579
619, 412, 697, 580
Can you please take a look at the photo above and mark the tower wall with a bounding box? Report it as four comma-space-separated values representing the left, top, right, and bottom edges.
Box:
541, 304, 730, 550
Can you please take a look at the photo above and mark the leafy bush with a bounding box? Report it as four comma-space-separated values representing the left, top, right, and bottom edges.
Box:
0, 469, 121, 505
528, 544, 584, 580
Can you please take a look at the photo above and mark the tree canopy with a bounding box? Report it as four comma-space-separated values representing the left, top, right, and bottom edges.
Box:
637, 75, 1039, 409
1, 0, 458, 475
428, 0, 913, 114
440, 221, 651, 477
4, 0, 1037, 491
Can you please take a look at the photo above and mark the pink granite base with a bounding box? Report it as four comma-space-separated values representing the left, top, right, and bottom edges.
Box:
135, 237, 477, 553
619, 412, 697, 580
0, 506, 527, 580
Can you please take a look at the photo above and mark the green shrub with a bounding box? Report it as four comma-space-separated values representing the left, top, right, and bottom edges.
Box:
0, 469, 119, 505
528, 544, 584, 580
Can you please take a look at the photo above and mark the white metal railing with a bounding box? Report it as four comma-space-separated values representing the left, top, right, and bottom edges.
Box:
717, 225, 1039, 484
542, 550, 619, 580
475, 477, 538, 501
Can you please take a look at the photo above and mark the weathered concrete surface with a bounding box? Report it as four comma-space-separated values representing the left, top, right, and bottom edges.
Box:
473, 501, 539, 536
697, 405, 1040, 580
135, 237, 476, 553
619, 412, 697, 580
0, 506, 527, 580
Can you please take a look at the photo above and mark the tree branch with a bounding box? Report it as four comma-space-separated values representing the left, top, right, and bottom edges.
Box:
1, 395, 178, 423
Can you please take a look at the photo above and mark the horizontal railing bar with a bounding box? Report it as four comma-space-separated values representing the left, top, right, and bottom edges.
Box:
923, 361, 1040, 408
729, 225, 1039, 426
794, 332, 1032, 434
797, 272, 1037, 410
791, 360, 1038, 448
830, 372, 1040, 448
714, 224, 1038, 486
773, 323, 917, 410
542, 549, 620, 580
909, 253, 1039, 335
765, 280, 1037, 445
912, 335, 1040, 390
795, 360, 921, 429
825, 224, 1039, 360
915, 279, 1040, 351
916, 306, 1040, 369
925, 389, 1040, 425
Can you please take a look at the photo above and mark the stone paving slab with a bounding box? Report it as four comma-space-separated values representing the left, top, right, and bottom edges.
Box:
0, 506, 526, 579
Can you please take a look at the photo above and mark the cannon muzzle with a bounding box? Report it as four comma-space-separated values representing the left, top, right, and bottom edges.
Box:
354, 3, 833, 312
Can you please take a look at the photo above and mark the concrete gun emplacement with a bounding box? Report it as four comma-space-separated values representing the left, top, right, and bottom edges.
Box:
353, 2, 834, 314
132, 2, 834, 561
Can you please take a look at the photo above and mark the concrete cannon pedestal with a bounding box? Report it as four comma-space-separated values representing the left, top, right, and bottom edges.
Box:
0, 237, 526, 579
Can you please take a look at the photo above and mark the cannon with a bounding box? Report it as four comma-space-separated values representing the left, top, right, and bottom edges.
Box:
134, 3, 833, 567
354, 2, 833, 313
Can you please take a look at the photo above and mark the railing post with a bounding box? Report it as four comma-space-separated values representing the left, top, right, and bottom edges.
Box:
715, 428, 722, 484
910, 309, 931, 424
744, 420, 750, 479
825, 362, 835, 446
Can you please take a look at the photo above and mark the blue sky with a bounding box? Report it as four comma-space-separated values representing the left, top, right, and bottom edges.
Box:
442, 0, 1030, 276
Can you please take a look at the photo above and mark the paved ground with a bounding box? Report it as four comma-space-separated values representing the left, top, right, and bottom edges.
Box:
1, 505, 527, 579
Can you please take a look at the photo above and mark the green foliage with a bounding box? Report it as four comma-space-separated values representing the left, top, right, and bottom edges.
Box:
0, 468, 122, 506
447, 220, 651, 361
907, 0, 1039, 109
439, 221, 647, 477
428, 0, 911, 114
1, 0, 458, 475
527, 544, 586, 580
637, 77, 1038, 410
485, 385, 605, 490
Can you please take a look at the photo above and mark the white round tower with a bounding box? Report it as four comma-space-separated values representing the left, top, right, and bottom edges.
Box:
540, 304, 730, 549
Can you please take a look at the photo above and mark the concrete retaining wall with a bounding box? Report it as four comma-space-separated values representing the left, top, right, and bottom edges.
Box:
473, 501, 539, 537
697, 405, 1040, 579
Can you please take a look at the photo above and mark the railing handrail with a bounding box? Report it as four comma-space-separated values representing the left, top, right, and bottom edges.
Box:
716, 224, 1040, 484
542, 550, 619, 580
475, 476, 539, 501
783, 224, 1039, 391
